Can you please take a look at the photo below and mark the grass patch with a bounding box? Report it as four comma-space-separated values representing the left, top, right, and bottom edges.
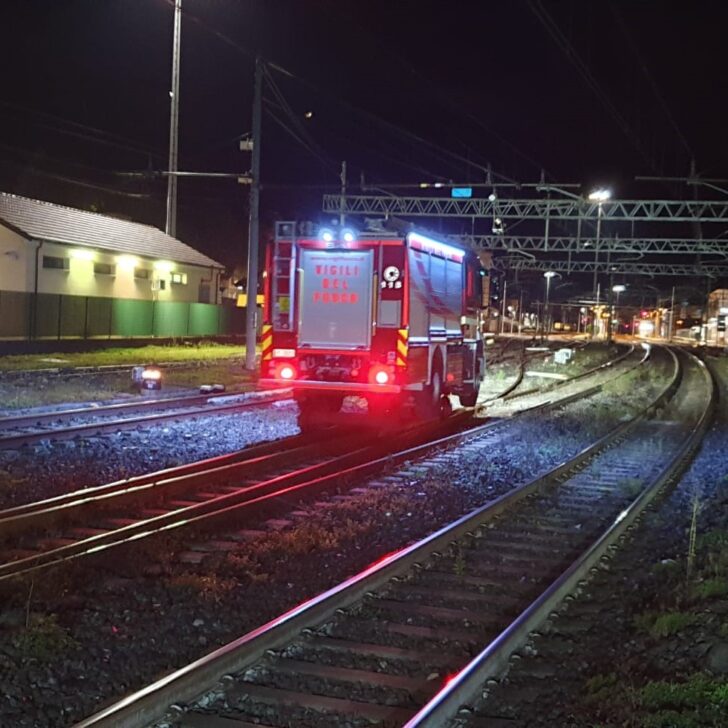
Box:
0, 342, 251, 372
634, 611, 699, 638
691, 578, 728, 601
579, 673, 728, 727
166, 573, 238, 604
12, 614, 78, 661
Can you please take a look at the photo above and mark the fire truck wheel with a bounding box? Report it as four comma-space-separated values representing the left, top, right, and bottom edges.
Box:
458, 387, 479, 408
415, 366, 443, 420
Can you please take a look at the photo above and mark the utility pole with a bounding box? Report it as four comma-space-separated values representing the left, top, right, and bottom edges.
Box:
245, 57, 263, 371
500, 278, 507, 334
165, 0, 182, 237
339, 161, 347, 227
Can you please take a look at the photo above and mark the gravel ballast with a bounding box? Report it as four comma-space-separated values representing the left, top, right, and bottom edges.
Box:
464, 356, 728, 727
0, 358, 670, 727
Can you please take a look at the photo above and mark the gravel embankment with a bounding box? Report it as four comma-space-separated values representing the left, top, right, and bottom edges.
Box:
0, 359, 669, 727
465, 356, 728, 728
0, 400, 299, 509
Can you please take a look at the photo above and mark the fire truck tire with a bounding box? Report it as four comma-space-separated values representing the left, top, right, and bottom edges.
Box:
415, 365, 443, 420
458, 387, 479, 408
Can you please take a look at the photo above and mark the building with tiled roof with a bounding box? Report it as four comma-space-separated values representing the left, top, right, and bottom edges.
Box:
0, 192, 223, 303
0, 193, 236, 340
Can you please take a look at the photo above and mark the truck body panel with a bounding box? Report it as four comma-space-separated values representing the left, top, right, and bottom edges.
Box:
298, 248, 373, 350
260, 223, 485, 421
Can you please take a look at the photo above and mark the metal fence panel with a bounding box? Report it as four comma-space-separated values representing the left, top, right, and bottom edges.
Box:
112, 299, 154, 337
0, 290, 248, 340
59, 295, 87, 338
188, 303, 220, 336
0, 291, 30, 339
153, 301, 188, 337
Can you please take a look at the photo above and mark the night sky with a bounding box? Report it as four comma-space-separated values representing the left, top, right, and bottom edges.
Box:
1, 1, 727, 298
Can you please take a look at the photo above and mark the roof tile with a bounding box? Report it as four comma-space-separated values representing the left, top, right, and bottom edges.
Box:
0, 192, 223, 269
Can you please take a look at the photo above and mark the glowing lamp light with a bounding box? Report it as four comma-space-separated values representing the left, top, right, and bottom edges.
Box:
369, 365, 392, 386
70, 248, 95, 260
279, 365, 295, 380
154, 260, 174, 273
341, 228, 357, 243
117, 254, 139, 270
140, 367, 162, 390
319, 228, 335, 243
588, 188, 612, 202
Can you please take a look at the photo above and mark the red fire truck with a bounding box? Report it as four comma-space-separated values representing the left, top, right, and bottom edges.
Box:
259, 222, 486, 428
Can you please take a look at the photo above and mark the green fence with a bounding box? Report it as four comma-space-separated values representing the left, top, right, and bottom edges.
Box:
0, 290, 246, 340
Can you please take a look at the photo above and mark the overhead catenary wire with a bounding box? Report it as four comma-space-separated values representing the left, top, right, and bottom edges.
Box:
528, 0, 657, 172
168, 0, 514, 186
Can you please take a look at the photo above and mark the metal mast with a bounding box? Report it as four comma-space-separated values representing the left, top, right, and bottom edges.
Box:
245, 57, 263, 371
165, 0, 182, 237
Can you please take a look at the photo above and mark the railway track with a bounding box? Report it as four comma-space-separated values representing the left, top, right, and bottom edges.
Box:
72, 347, 712, 728
0, 343, 645, 583
63, 348, 698, 728
481, 340, 629, 408
0, 338, 576, 450
0, 388, 291, 450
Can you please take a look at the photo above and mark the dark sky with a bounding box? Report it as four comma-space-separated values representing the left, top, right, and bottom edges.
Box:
1, 0, 727, 292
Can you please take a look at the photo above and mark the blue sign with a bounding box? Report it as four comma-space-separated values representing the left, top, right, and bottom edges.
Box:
451, 187, 473, 198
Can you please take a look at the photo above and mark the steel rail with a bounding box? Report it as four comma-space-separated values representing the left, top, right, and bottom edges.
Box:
0, 356, 246, 380
73, 348, 678, 728
0, 388, 288, 430
0, 342, 599, 538
0, 389, 292, 450
0, 428, 335, 540
405, 348, 714, 727
499, 342, 636, 403
0, 346, 642, 582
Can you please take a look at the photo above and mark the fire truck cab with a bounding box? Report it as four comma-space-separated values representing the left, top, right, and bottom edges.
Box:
260, 222, 486, 428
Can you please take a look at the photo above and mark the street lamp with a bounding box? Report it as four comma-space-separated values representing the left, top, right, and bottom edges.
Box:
611, 284, 626, 340
588, 188, 612, 334
543, 271, 557, 342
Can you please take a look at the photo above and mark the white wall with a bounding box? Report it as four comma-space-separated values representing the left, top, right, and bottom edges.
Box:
32, 241, 219, 303
0, 224, 32, 292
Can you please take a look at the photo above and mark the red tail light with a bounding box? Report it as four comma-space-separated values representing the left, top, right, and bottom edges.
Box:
369, 364, 393, 386
274, 362, 297, 381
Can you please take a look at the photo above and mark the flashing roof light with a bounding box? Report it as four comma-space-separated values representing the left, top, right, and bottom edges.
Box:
319, 228, 335, 243
588, 188, 612, 202
341, 228, 357, 243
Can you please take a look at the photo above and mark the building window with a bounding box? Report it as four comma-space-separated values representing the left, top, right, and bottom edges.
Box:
42, 255, 69, 270
134, 267, 150, 280
171, 272, 188, 285
93, 262, 115, 276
